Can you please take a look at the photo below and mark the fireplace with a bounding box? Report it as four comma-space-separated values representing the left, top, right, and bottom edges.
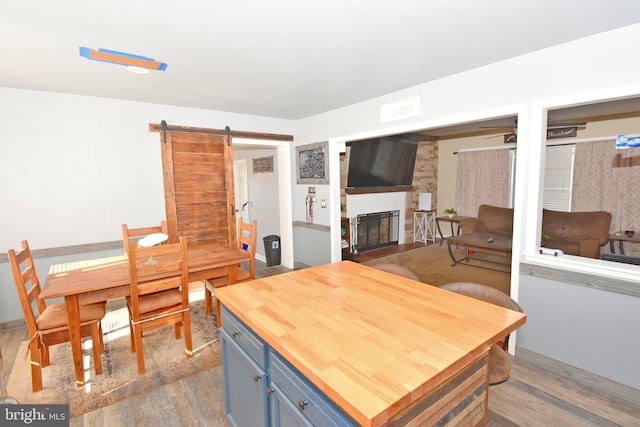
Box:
345, 192, 407, 254
353, 210, 400, 253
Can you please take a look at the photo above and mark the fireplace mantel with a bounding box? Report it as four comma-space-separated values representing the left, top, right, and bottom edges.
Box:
345, 185, 412, 195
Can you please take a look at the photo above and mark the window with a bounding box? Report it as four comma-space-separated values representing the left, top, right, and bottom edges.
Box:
542, 144, 574, 211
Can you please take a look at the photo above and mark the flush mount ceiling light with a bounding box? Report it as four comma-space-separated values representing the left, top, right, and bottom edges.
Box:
79, 47, 167, 72
126, 66, 150, 74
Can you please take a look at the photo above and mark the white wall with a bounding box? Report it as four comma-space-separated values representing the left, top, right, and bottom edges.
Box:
293, 227, 331, 267
519, 275, 640, 389
0, 87, 295, 250
0, 87, 295, 323
289, 140, 333, 267
295, 24, 640, 263
292, 23, 640, 389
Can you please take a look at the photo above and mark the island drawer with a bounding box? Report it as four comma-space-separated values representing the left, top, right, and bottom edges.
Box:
269, 349, 356, 427
220, 305, 267, 368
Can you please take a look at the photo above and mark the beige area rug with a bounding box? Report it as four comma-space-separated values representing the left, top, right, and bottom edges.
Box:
6, 296, 221, 417
362, 243, 511, 294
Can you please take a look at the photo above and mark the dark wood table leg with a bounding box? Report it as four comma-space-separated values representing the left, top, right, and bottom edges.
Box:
452, 222, 461, 248
447, 240, 458, 266
437, 219, 445, 246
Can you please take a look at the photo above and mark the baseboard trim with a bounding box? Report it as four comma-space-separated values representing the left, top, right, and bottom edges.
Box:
0, 319, 26, 332
292, 221, 330, 232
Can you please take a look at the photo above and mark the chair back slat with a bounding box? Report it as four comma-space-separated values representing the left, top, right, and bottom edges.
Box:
202, 218, 258, 318
122, 221, 168, 257
7, 241, 46, 336
238, 219, 257, 252
238, 218, 257, 278
126, 235, 191, 374
7, 240, 106, 391
138, 277, 185, 295
127, 236, 188, 300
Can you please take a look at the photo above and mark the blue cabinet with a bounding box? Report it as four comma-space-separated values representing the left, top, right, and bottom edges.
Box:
220, 305, 356, 427
220, 306, 269, 427
269, 381, 314, 427
269, 350, 356, 427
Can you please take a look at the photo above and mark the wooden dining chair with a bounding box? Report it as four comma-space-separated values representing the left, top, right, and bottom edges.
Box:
204, 218, 257, 317
7, 240, 105, 392
440, 282, 524, 385
122, 221, 168, 257
126, 236, 192, 374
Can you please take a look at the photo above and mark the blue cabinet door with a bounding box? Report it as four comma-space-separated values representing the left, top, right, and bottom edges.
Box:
269, 350, 357, 427
269, 382, 314, 427
221, 329, 269, 427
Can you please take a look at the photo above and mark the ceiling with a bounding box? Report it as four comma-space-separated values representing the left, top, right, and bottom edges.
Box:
2, 1, 640, 123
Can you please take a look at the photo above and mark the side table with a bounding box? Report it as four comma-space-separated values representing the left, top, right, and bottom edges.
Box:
435, 215, 474, 246
414, 210, 436, 244
609, 232, 640, 255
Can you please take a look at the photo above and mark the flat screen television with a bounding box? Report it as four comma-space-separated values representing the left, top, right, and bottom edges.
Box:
346, 133, 419, 188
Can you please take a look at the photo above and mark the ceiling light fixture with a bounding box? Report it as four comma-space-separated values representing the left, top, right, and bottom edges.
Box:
79, 47, 167, 71
126, 65, 151, 74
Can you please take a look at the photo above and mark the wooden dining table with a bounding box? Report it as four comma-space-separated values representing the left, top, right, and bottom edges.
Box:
41, 244, 251, 387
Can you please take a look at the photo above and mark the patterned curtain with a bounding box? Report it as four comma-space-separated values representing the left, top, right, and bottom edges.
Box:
572, 139, 640, 254
455, 149, 510, 217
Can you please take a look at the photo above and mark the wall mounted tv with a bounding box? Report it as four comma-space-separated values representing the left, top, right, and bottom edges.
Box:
346, 133, 419, 189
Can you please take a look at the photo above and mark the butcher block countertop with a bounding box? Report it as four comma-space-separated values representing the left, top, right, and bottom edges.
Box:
215, 261, 526, 427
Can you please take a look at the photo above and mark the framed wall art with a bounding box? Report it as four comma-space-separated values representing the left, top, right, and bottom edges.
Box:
296, 141, 329, 184
252, 155, 274, 173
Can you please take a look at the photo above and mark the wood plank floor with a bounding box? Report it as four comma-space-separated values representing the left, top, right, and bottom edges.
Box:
2, 263, 639, 426
348, 242, 426, 263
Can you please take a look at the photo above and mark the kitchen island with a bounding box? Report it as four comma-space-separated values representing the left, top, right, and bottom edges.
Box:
216, 261, 526, 427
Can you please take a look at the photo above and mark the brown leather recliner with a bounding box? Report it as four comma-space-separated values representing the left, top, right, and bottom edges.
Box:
460, 204, 612, 259
542, 209, 612, 258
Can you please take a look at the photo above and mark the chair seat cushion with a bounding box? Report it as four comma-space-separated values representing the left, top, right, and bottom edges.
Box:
136, 289, 182, 314
37, 302, 106, 330
208, 268, 251, 288
237, 269, 251, 281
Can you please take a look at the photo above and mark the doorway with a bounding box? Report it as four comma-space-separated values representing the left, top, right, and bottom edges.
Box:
234, 159, 250, 228
231, 143, 292, 268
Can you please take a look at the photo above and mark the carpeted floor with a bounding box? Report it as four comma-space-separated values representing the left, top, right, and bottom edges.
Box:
6, 295, 220, 418
362, 242, 511, 294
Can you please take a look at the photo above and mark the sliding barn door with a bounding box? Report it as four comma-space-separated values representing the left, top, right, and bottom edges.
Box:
150, 124, 237, 248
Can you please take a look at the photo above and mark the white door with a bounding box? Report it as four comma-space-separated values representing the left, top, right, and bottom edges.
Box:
234, 159, 249, 228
